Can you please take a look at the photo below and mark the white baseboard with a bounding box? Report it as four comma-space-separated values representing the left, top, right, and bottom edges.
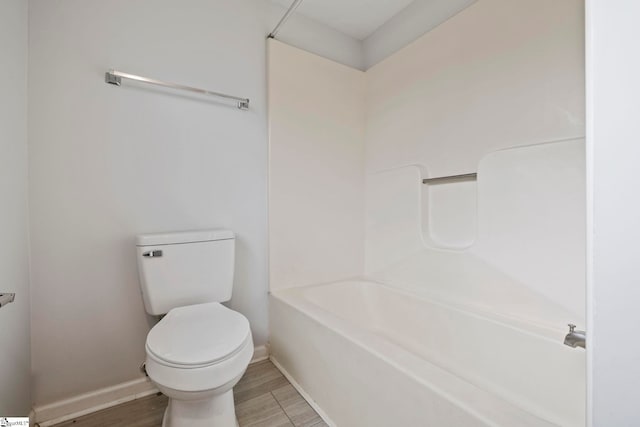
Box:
33, 345, 270, 426
251, 344, 269, 363
270, 356, 336, 427
32, 377, 158, 427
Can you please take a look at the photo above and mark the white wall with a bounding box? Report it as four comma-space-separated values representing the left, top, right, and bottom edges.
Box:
28, 0, 270, 406
587, 1, 640, 425
0, 0, 31, 415
268, 40, 366, 291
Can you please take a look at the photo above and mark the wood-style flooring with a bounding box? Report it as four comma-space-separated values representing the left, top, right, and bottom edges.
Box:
48, 360, 327, 427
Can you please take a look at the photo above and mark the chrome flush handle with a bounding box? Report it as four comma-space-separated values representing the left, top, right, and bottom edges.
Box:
142, 250, 163, 258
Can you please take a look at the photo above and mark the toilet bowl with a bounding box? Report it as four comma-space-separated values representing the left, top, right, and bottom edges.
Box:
136, 229, 251, 427
145, 302, 253, 427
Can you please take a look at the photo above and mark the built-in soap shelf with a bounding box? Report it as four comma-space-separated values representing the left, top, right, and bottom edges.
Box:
421, 170, 478, 251
422, 172, 477, 185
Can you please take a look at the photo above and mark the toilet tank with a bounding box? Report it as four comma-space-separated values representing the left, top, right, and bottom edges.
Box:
136, 229, 235, 315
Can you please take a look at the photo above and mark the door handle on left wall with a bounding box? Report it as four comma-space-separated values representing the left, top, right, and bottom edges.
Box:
0, 293, 15, 308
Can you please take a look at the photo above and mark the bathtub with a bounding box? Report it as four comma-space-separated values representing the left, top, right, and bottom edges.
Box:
269, 279, 585, 427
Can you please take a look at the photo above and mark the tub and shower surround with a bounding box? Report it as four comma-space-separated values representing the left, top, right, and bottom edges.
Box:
267, 0, 585, 424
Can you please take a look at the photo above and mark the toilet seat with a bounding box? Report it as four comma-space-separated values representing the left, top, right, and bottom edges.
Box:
146, 302, 251, 368
144, 302, 254, 394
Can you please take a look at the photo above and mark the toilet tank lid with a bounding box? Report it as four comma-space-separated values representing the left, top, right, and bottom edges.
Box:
136, 229, 234, 247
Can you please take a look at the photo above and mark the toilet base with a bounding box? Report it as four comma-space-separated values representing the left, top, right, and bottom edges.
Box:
161, 389, 238, 427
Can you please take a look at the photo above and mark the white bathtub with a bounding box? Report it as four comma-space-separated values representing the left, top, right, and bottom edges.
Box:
270, 279, 585, 427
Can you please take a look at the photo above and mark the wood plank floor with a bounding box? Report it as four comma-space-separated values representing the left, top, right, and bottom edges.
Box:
48, 360, 327, 427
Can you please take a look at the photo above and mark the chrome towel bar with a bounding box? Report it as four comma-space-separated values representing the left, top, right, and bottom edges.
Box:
422, 173, 477, 184
105, 69, 250, 110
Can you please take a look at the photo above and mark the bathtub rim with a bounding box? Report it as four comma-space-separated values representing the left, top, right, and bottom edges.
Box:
273, 276, 574, 344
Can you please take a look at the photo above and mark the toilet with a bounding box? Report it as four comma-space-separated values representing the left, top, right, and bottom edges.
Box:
136, 229, 253, 427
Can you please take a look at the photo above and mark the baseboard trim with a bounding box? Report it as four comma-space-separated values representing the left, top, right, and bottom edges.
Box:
33, 345, 270, 426
251, 344, 269, 364
33, 377, 158, 427
270, 356, 336, 427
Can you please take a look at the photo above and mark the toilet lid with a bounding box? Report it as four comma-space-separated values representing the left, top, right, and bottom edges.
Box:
146, 302, 251, 367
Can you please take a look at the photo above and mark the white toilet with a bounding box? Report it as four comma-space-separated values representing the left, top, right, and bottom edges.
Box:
136, 229, 253, 427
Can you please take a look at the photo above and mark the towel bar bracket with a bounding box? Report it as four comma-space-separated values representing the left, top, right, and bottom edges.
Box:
105, 72, 121, 86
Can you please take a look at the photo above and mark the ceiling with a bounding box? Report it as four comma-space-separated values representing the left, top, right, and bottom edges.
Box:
270, 0, 416, 40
